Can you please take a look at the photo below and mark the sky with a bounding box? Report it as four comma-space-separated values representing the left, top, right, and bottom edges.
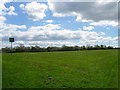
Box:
0, 0, 119, 48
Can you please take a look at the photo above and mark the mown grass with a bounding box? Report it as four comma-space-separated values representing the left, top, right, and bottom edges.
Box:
2, 50, 118, 88
0, 53, 2, 89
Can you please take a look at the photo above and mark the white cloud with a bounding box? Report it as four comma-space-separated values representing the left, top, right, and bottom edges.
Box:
48, 1, 118, 24
19, 4, 24, 9
27, 41, 78, 47
76, 14, 93, 22
45, 20, 53, 23
0, 23, 27, 39
1, 1, 118, 48
112, 36, 118, 42
20, 2, 48, 21
29, 24, 61, 31
47, 0, 118, 2
0, 0, 17, 16
1, 22, 118, 47
8, 24, 26, 30
0, 16, 6, 23
99, 32, 105, 36
1, 23, 117, 45
83, 26, 94, 31
90, 20, 118, 27
0, 2, 6, 15
7, 6, 17, 16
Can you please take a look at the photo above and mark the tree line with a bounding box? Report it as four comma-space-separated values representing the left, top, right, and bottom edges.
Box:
2, 44, 118, 53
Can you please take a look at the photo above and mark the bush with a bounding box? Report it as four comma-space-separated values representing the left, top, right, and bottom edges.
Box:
2, 44, 114, 53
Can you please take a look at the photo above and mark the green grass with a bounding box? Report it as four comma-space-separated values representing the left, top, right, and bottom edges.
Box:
2, 50, 118, 88
0, 53, 2, 89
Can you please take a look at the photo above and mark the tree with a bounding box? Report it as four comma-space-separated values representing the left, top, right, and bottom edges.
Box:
15, 44, 26, 52
46, 47, 60, 52
73, 46, 80, 50
2, 47, 11, 53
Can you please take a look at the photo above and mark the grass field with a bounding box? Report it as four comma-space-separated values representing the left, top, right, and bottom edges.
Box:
2, 50, 118, 88
0, 53, 2, 89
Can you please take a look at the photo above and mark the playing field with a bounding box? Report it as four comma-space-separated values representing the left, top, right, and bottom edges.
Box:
2, 50, 118, 88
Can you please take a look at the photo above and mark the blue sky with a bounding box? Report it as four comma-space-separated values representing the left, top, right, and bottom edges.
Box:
0, 1, 118, 48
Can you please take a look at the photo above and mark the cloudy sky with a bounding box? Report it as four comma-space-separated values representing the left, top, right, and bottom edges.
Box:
0, 0, 119, 48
